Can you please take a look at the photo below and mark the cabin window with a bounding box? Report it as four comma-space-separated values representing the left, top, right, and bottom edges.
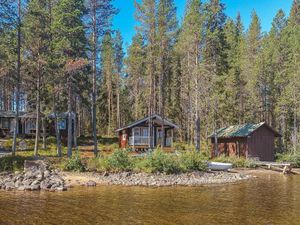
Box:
28, 121, 36, 129
58, 120, 66, 130
166, 129, 172, 137
133, 127, 140, 136
1, 118, 9, 129
141, 128, 148, 137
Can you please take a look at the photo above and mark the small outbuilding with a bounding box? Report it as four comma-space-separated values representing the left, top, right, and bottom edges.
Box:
209, 122, 281, 161
116, 114, 179, 150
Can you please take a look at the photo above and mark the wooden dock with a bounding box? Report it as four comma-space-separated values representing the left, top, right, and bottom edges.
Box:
255, 161, 292, 174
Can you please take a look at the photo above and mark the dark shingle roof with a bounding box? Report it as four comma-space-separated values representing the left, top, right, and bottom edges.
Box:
209, 122, 281, 138
116, 114, 179, 132
0, 111, 26, 118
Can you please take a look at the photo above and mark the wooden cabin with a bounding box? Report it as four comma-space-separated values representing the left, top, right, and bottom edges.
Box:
116, 114, 179, 150
0, 110, 75, 137
0, 111, 21, 137
209, 122, 281, 161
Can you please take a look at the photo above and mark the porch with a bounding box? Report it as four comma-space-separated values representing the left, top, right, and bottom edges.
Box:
128, 136, 173, 147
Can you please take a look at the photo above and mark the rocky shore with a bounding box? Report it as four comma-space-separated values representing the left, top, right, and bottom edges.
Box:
63, 171, 251, 187
0, 160, 252, 191
0, 160, 68, 192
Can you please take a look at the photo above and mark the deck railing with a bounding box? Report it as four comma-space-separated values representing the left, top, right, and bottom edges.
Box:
129, 136, 152, 146
129, 136, 173, 147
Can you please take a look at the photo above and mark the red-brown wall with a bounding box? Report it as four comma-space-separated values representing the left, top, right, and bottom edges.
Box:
247, 126, 275, 161
211, 125, 276, 161
211, 137, 248, 158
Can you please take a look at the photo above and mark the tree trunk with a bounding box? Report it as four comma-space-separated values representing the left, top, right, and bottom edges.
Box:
195, 112, 200, 152
42, 118, 46, 149
73, 111, 78, 154
54, 111, 62, 157
67, 76, 73, 158
213, 99, 218, 157
12, 0, 22, 156
91, 0, 98, 157
34, 60, 41, 157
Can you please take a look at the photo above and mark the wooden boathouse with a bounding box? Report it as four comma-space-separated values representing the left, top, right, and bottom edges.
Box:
209, 122, 281, 161
116, 114, 179, 150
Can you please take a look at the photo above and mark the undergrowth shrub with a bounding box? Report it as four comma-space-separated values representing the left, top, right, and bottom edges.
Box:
179, 150, 208, 172
135, 149, 181, 174
106, 149, 132, 171
63, 155, 85, 172
0, 156, 26, 172
276, 153, 300, 167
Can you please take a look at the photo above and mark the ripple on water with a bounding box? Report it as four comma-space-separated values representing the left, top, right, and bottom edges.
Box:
0, 174, 300, 225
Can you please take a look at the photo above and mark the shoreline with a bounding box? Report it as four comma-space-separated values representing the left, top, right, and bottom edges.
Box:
2, 166, 299, 191
62, 168, 300, 188
61, 170, 252, 187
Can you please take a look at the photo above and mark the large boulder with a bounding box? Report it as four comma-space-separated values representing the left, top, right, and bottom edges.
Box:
0, 160, 68, 192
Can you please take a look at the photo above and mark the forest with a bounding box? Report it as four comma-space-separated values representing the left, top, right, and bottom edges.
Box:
0, 0, 299, 157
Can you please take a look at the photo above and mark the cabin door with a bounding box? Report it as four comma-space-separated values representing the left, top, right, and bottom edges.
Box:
156, 127, 163, 147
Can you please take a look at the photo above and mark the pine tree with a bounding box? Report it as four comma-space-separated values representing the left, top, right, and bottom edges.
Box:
100, 32, 116, 136
86, 0, 118, 156
285, 0, 300, 153
176, 0, 205, 148
125, 33, 147, 120
23, 0, 51, 156
135, 0, 157, 147
52, 0, 88, 157
157, 0, 178, 147
223, 13, 246, 124
244, 11, 262, 122
114, 30, 124, 129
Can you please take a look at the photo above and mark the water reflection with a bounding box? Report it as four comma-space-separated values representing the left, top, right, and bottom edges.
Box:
0, 174, 299, 225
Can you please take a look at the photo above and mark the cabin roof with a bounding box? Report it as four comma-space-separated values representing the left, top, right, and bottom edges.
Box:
116, 114, 179, 132
209, 122, 281, 138
0, 111, 25, 118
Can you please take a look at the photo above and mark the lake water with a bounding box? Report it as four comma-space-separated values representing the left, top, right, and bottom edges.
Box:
0, 173, 300, 225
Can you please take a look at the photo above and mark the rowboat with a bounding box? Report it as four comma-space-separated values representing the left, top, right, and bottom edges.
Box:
208, 162, 233, 171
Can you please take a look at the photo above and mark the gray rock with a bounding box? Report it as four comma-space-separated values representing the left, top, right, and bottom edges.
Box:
86, 180, 97, 187
30, 185, 40, 191
17, 186, 25, 191
44, 170, 51, 178
24, 160, 49, 172
31, 180, 40, 186
5, 182, 15, 191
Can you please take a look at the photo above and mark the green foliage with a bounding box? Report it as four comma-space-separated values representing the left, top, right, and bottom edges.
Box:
213, 155, 258, 168
276, 152, 300, 167
87, 149, 133, 172
86, 149, 208, 174
179, 150, 208, 172
136, 149, 181, 174
106, 149, 133, 171
63, 155, 86, 172
0, 156, 26, 172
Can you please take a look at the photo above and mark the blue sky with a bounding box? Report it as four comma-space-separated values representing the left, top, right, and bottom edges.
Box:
113, 0, 293, 48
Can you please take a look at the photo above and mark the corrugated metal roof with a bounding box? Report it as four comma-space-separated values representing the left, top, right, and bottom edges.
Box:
209, 122, 266, 138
